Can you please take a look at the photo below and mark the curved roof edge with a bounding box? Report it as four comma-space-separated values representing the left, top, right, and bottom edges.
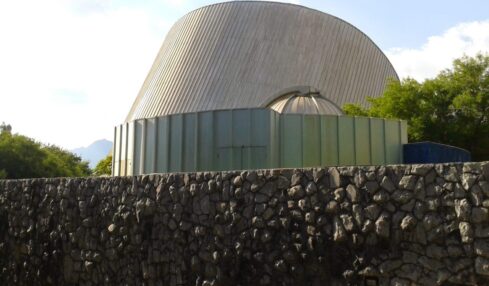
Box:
177, 1, 399, 81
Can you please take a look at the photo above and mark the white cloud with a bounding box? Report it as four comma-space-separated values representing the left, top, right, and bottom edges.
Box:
386, 20, 489, 81
0, 0, 170, 149
0, 0, 307, 150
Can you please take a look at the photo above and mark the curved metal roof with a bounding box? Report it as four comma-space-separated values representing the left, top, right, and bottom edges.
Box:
125, 1, 398, 122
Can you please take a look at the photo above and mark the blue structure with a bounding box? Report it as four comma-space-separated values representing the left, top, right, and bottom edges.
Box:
403, 142, 471, 164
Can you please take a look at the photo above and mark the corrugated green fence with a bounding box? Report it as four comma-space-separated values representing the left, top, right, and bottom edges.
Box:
113, 109, 407, 176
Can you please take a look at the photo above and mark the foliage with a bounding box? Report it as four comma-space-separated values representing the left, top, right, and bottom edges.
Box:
342, 103, 369, 117
0, 122, 11, 133
344, 53, 489, 161
0, 131, 48, 179
93, 154, 112, 176
43, 145, 91, 178
0, 126, 91, 179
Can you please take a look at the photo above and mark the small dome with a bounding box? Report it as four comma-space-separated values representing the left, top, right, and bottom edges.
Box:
268, 87, 344, 115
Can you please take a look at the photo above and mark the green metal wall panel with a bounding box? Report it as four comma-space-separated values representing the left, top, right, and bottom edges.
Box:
120, 123, 127, 176
269, 110, 280, 168
251, 109, 270, 146
216, 110, 232, 148
215, 110, 233, 170
354, 117, 370, 165
170, 114, 183, 172
217, 148, 233, 171
338, 116, 355, 165
281, 114, 302, 168
197, 111, 214, 171
232, 147, 243, 170
400, 120, 408, 144
133, 120, 143, 175
145, 118, 156, 173
251, 109, 270, 169
233, 110, 252, 170
233, 110, 251, 146
113, 109, 408, 175
183, 113, 197, 172
303, 115, 321, 167
127, 122, 135, 176
400, 120, 408, 163
384, 120, 401, 164
156, 117, 170, 173
250, 147, 267, 169
369, 118, 386, 165
321, 115, 339, 166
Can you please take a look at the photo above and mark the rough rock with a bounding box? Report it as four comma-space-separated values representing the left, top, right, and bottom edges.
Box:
0, 162, 488, 285
346, 184, 360, 203
476, 257, 489, 276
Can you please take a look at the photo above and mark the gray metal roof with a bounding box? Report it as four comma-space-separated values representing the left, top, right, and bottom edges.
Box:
125, 1, 398, 122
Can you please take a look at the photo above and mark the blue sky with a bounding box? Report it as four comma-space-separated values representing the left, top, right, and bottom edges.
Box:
314, 0, 489, 49
1, 0, 488, 150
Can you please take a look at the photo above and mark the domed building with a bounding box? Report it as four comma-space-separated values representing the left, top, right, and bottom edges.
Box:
113, 1, 407, 176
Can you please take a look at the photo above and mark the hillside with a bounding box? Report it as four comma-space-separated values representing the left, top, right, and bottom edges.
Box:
72, 139, 112, 168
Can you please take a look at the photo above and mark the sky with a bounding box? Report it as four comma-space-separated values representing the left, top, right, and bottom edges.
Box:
1, 0, 488, 150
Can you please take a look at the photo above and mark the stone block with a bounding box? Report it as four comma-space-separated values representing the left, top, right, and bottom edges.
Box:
476, 257, 489, 275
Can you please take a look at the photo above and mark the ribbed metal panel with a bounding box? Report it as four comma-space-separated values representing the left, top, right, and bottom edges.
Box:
113, 109, 407, 176
125, 1, 398, 122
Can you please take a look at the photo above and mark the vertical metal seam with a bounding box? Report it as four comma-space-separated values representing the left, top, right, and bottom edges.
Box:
129, 121, 134, 176
279, 113, 284, 167
166, 116, 171, 172
180, 115, 184, 171
153, 118, 158, 173
398, 120, 403, 163
230, 110, 234, 169
301, 113, 304, 167
194, 113, 199, 171
336, 115, 340, 166
211, 111, 215, 170
119, 125, 123, 176
126, 122, 130, 176
141, 119, 147, 175
248, 109, 252, 169
318, 114, 322, 167
353, 117, 357, 165
368, 117, 373, 165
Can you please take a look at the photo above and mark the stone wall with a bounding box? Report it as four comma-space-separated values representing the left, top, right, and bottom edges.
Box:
0, 162, 488, 285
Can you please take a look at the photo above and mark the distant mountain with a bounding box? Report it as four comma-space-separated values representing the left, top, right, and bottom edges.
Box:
72, 139, 112, 168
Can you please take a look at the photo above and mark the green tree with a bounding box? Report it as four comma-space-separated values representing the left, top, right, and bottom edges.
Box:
0, 122, 11, 133
344, 53, 489, 161
0, 125, 91, 179
93, 154, 112, 176
42, 145, 91, 177
0, 131, 48, 179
